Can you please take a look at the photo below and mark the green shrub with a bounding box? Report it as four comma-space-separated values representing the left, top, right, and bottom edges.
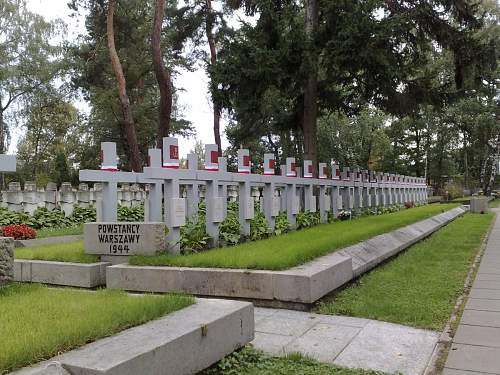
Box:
296, 210, 320, 229
70, 206, 96, 224
273, 211, 290, 235
117, 205, 144, 222
249, 203, 271, 241
180, 214, 211, 254
219, 201, 240, 246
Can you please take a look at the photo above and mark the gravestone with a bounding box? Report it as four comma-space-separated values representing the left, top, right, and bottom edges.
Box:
470, 197, 489, 213
0, 154, 16, 287
82, 142, 168, 257
23, 182, 38, 215
84, 222, 166, 256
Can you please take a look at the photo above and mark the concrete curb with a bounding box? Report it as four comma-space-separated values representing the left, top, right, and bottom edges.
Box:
14, 259, 109, 288
15, 235, 84, 248
11, 298, 254, 375
106, 206, 467, 305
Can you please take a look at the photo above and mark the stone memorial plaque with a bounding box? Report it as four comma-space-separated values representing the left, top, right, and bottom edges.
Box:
291, 195, 299, 214
272, 196, 281, 216
170, 197, 186, 227
211, 197, 225, 223
324, 195, 331, 211
243, 196, 254, 220
308, 195, 317, 212
84, 222, 166, 256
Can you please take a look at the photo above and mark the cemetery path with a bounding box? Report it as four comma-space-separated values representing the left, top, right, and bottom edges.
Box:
443, 208, 500, 375
252, 307, 439, 375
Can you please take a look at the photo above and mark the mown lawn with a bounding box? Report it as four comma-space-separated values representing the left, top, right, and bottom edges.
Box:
315, 213, 494, 330
36, 226, 84, 239
202, 346, 384, 375
489, 198, 500, 208
0, 283, 194, 374
15, 241, 98, 263
131, 204, 459, 270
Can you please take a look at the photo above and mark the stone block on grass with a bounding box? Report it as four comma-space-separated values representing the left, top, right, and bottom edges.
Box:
0, 237, 14, 287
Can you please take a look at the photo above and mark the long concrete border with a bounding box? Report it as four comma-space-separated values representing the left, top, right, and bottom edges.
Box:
14, 259, 109, 288
15, 235, 84, 248
106, 206, 467, 306
11, 298, 254, 375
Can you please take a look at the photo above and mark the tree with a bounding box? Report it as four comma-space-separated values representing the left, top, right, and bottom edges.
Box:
69, 0, 194, 170
0, 0, 63, 153
106, 0, 142, 172
152, 0, 173, 148
16, 92, 85, 186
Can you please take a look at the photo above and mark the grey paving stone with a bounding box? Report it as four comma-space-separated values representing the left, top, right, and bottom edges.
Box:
469, 288, 500, 300
475, 273, 500, 282
251, 332, 295, 355
284, 323, 361, 363
270, 309, 369, 328
477, 265, 500, 275
442, 368, 493, 375
454, 324, 500, 348
334, 320, 439, 375
473, 280, 500, 290
255, 316, 317, 337
461, 309, 500, 328
446, 344, 500, 374
466, 298, 500, 312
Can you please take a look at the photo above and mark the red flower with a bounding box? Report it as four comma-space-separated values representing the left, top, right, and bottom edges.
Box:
1, 225, 37, 240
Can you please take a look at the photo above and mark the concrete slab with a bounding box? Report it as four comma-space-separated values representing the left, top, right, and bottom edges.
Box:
14, 259, 109, 288
446, 344, 500, 374
333, 320, 439, 375
442, 369, 492, 375
461, 309, 500, 328
454, 324, 500, 348
12, 299, 254, 375
252, 308, 439, 375
285, 323, 361, 362
252, 332, 295, 355
256, 316, 317, 337
466, 298, 500, 312
106, 206, 465, 307
469, 288, 500, 300
475, 273, 500, 282
472, 280, 500, 290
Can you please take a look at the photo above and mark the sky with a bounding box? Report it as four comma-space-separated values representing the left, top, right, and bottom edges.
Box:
18, 0, 230, 158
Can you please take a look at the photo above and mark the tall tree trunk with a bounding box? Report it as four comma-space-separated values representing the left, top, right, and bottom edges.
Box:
106, 0, 142, 172
302, 0, 318, 174
152, 0, 173, 149
0, 107, 4, 155
205, 0, 222, 156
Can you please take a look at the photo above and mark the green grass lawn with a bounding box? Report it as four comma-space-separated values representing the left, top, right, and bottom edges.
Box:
315, 212, 494, 330
0, 283, 194, 373
36, 225, 84, 239
202, 346, 384, 375
130, 204, 459, 270
15, 241, 98, 263
489, 198, 500, 208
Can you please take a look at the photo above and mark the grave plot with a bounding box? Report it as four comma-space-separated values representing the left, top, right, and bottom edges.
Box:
14, 241, 109, 288
2, 284, 254, 375
109, 204, 464, 307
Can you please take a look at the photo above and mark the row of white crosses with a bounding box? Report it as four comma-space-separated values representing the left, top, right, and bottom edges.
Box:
80, 138, 427, 254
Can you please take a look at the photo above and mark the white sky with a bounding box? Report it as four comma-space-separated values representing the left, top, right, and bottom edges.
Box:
15, 0, 230, 157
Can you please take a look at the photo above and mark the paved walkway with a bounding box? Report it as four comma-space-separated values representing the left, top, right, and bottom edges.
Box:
252, 307, 439, 375
444, 209, 500, 375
